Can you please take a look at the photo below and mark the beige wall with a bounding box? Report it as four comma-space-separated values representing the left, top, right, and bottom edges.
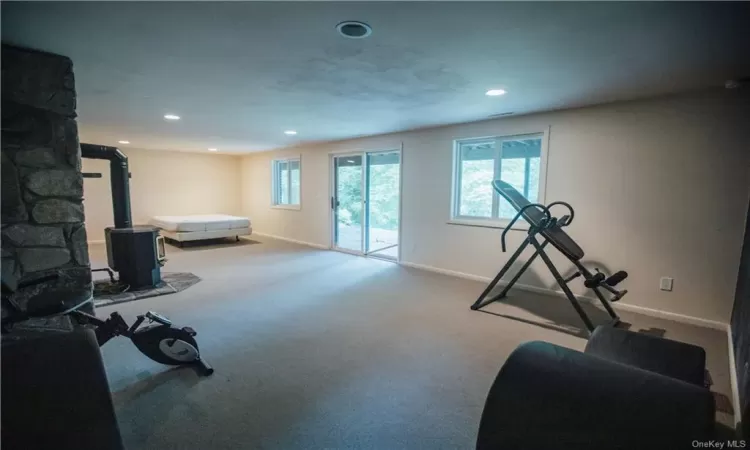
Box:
83, 148, 242, 241
241, 90, 750, 323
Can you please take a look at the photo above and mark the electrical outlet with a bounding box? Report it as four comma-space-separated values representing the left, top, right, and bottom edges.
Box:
659, 277, 674, 292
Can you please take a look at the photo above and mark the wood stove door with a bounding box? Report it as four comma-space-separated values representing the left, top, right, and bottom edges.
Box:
156, 236, 166, 264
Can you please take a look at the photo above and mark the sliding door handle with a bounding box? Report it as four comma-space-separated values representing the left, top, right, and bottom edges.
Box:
331, 197, 340, 210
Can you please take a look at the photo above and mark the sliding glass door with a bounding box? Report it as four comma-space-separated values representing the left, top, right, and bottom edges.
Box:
365, 151, 400, 259
331, 150, 401, 260
332, 155, 364, 253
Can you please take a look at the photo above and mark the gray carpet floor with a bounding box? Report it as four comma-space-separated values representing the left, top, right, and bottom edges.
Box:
91, 236, 733, 449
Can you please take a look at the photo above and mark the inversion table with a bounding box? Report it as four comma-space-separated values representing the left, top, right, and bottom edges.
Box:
470, 180, 628, 333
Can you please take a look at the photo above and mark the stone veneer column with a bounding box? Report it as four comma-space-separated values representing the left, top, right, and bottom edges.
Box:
1, 44, 92, 324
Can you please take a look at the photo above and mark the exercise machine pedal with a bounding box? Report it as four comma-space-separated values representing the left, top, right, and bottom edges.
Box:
145, 311, 172, 326
605, 270, 628, 287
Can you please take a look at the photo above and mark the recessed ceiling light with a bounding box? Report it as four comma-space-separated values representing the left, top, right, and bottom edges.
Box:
485, 89, 507, 96
336, 21, 373, 39
208, 148, 218, 152
164, 114, 181, 120
284, 130, 297, 135
118, 140, 130, 144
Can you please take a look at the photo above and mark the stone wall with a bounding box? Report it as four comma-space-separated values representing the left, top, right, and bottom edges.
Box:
1, 44, 91, 323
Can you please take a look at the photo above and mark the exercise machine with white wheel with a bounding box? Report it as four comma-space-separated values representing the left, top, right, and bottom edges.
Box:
1, 275, 214, 376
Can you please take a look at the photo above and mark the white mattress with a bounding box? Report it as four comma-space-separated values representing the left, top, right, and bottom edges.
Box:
150, 214, 251, 232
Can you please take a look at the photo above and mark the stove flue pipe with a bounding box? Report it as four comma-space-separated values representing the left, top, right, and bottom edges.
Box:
80, 143, 132, 229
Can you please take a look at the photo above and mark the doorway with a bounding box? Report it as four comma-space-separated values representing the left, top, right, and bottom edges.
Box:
331, 150, 401, 260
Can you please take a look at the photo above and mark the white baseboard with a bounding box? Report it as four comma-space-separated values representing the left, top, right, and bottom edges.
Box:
252, 232, 329, 250
610, 302, 728, 331
727, 325, 742, 431
398, 261, 492, 283
399, 260, 729, 331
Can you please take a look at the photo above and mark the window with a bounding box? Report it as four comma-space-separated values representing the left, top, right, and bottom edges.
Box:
452, 133, 546, 225
272, 157, 301, 208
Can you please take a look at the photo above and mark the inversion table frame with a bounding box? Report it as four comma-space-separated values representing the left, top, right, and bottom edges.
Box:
470, 180, 627, 333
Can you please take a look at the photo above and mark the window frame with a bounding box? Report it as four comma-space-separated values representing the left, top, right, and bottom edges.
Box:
271, 156, 302, 210
449, 129, 549, 229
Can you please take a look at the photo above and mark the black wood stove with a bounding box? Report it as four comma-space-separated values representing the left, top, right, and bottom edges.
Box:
81, 144, 166, 290
105, 226, 165, 289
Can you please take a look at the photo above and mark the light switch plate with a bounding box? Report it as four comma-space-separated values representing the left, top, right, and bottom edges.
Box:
660, 277, 674, 292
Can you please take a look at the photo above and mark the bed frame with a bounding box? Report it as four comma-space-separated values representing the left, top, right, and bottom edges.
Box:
160, 227, 252, 246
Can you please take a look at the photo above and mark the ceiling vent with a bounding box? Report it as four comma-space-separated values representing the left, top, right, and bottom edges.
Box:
336, 21, 372, 39
489, 112, 514, 118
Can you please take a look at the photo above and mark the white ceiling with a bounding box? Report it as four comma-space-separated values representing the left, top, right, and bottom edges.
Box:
3, 2, 749, 153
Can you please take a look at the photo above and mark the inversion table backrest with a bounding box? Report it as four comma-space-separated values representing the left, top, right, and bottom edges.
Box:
492, 180, 585, 261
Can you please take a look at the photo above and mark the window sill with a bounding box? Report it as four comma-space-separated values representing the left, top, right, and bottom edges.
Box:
271, 204, 301, 211
447, 218, 529, 231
